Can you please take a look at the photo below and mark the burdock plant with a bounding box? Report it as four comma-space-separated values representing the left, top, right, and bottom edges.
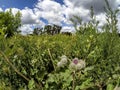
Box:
57, 56, 86, 90
69, 58, 86, 90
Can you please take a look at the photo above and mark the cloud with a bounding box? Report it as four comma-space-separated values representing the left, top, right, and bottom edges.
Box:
64, 6, 90, 22
96, 13, 106, 27
21, 7, 42, 24
63, 0, 119, 22
35, 0, 65, 25
5, 7, 44, 25
117, 11, 120, 33
0, 8, 3, 12
62, 0, 120, 32
64, 0, 119, 14
18, 24, 34, 35
61, 26, 75, 32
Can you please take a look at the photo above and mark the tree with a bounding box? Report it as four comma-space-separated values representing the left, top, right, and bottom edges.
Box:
44, 24, 62, 35
53, 24, 62, 34
33, 27, 43, 35
44, 25, 53, 35
0, 9, 21, 37
33, 24, 62, 35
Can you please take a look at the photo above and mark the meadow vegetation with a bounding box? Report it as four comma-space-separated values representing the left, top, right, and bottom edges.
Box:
0, 0, 120, 90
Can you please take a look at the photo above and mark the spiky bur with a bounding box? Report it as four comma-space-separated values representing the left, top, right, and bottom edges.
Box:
69, 58, 86, 71
60, 55, 68, 65
57, 55, 68, 68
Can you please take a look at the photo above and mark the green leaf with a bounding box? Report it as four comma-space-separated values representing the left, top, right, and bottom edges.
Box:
28, 79, 35, 90
79, 78, 94, 89
106, 84, 114, 90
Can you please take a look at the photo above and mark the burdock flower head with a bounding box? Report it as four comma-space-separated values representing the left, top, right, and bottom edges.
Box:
60, 55, 68, 65
73, 58, 79, 64
57, 55, 68, 68
69, 58, 86, 71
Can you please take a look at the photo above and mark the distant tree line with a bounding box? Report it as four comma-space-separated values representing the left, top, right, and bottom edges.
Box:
33, 24, 62, 35
33, 24, 72, 36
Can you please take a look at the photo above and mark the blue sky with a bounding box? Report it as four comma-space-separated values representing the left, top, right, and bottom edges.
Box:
0, 0, 120, 34
0, 0, 64, 9
0, 0, 37, 9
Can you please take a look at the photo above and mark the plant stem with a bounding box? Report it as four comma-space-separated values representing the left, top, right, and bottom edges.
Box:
72, 71, 76, 90
48, 48, 56, 71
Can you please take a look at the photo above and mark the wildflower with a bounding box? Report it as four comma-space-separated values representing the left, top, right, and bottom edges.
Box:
60, 55, 68, 65
57, 55, 68, 68
73, 58, 79, 64
69, 58, 86, 71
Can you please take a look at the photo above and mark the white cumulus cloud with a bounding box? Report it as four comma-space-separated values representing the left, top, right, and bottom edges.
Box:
0, 8, 3, 12
18, 24, 34, 35
21, 7, 41, 24
61, 26, 75, 32
35, 0, 65, 25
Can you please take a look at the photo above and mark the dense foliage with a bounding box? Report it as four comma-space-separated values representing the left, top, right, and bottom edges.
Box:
0, 28, 120, 90
0, 0, 120, 90
0, 9, 21, 37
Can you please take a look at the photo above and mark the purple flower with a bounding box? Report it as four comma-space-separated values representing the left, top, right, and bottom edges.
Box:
69, 58, 86, 71
73, 58, 79, 64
